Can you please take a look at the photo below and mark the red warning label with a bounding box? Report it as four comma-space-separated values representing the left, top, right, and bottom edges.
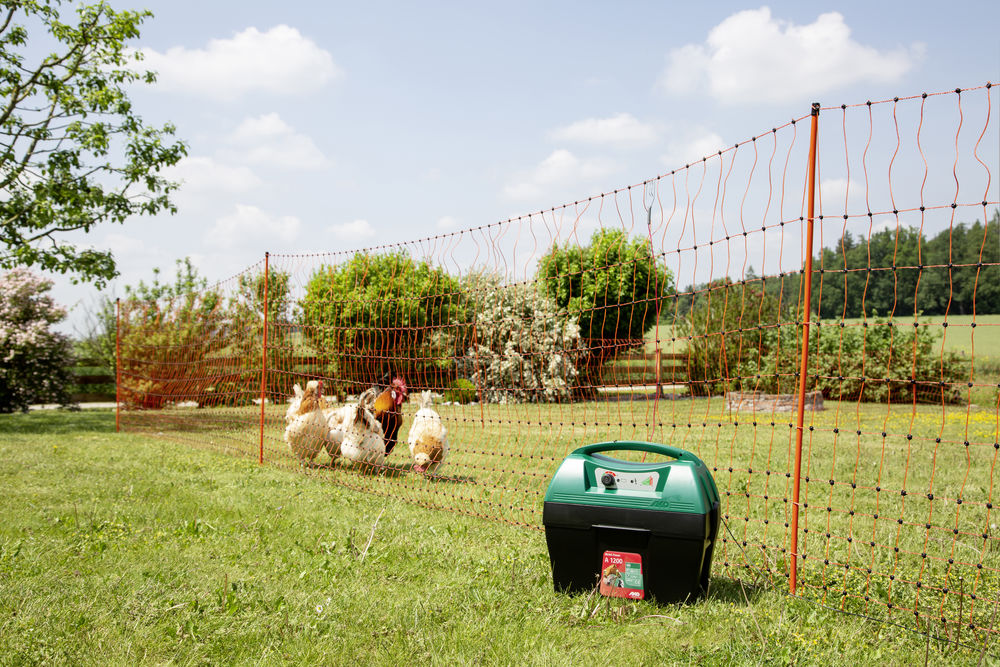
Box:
599, 550, 644, 600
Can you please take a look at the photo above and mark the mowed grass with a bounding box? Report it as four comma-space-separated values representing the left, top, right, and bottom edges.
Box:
125, 393, 1000, 642
4, 408, 1000, 664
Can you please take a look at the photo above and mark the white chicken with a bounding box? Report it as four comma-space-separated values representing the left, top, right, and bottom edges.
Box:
283, 380, 330, 464
407, 390, 448, 473
286, 381, 331, 423
323, 402, 354, 460
337, 388, 386, 468
285, 385, 303, 425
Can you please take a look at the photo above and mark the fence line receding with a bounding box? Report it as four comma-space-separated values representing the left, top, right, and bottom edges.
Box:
117, 84, 999, 642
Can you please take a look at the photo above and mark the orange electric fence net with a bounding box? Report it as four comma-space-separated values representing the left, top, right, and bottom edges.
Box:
119, 84, 999, 640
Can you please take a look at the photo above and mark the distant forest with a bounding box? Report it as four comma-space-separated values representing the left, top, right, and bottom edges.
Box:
675, 211, 1000, 318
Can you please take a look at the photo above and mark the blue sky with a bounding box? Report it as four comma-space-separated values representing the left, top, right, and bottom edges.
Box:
45, 1, 999, 333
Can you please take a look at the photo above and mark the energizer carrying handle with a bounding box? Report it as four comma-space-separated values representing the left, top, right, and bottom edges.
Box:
576, 440, 702, 465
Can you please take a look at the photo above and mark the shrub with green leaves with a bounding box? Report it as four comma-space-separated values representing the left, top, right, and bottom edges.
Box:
443, 378, 477, 404
768, 316, 964, 403
537, 228, 673, 346
226, 269, 293, 401
468, 276, 582, 403
678, 279, 964, 402
118, 260, 227, 409
0, 268, 74, 412
298, 252, 465, 389
676, 278, 788, 396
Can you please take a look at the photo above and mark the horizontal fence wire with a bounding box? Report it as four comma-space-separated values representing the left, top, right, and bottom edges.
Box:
118, 83, 999, 642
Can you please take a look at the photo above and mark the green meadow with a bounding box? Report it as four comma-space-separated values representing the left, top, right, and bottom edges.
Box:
3, 404, 1000, 664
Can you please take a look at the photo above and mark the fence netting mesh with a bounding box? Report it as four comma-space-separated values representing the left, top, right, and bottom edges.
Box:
119, 84, 999, 639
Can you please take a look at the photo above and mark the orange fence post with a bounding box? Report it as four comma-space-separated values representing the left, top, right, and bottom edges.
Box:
790, 102, 821, 595
259, 251, 269, 465
115, 297, 121, 433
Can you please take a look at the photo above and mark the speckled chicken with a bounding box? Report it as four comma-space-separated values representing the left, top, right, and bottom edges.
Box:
337, 388, 386, 468
283, 381, 330, 464
407, 390, 448, 473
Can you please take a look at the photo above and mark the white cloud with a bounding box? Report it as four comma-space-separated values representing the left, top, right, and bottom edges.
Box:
162, 156, 262, 194
102, 233, 149, 257
820, 177, 854, 210
226, 113, 330, 170
660, 129, 726, 170
550, 113, 659, 147
229, 114, 293, 143
328, 219, 375, 241
504, 149, 616, 200
658, 8, 923, 105
139, 25, 340, 100
205, 204, 301, 248
436, 216, 459, 230
75, 232, 156, 263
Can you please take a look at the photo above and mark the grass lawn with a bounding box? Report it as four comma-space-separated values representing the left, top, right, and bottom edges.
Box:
879, 313, 1000, 364
2, 409, 999, 664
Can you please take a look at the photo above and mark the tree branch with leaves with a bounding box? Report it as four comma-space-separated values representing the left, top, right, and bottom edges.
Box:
0, 0, 186, 286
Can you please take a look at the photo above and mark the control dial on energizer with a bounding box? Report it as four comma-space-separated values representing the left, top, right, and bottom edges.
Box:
601, 472, 617, 489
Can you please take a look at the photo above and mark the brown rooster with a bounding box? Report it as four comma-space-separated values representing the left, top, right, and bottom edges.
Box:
368, 375, 408, 455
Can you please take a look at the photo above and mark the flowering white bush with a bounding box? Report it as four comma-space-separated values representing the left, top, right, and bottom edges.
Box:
0, 268, 74, 412
468, 276, 582, 403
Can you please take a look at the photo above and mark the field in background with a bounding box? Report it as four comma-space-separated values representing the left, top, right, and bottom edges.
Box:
643, 313, 1000, 357
639, 313, 1000, 405
1, 409, 992, 664
881, 314, 1000, 363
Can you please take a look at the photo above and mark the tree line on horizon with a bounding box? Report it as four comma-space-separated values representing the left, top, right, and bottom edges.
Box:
674, 212, 1000, 320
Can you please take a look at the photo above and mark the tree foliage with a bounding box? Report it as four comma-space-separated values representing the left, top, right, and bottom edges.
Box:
767, 215, 999, 318
298, 251, 465, 388
229, 269, 292, 398
0, 0, 186, 286
0, 267, 73, 412
73, 291, 116, 373
117, 259, 226, 408
805, 216, 1000, 318
677, 214, 1000, 318
537, 228, 674, 353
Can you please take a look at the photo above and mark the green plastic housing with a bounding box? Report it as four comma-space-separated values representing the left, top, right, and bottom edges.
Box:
543, 440, 721, 602
543, 441, 720, 514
